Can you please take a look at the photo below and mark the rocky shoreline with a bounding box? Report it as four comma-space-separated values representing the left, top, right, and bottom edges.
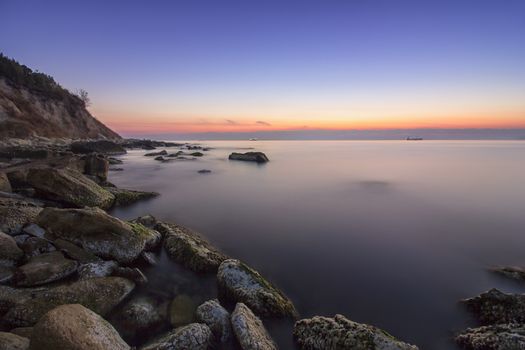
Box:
1, 138, 520, 349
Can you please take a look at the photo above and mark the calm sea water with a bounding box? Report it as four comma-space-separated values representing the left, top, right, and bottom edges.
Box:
109, 140, 525, 349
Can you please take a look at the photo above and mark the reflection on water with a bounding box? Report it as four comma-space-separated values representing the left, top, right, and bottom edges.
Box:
109, 140, 525, 349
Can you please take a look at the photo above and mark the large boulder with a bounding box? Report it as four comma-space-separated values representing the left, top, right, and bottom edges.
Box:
0, 331, 29, 350
456, 323, 525, 350
231, 303, 276, 350
0, 231, 23, 266
293, 314, 418, 350
196, 299, 232, 343
26, 168, 115, 209
462, 289, 525, 325
83, 154, 109, 181
70, 140, 126, 155
228, 152, 269, 163
36, 207, 159, 263
2, 277, 135, 327
105, 187, 159, 206
29, 304, 130, 350
141, 323, 213, 350
0, 172, 11, 192
13, 251, 77, 287
217, 259, 296, 318
156, 223, 228, 273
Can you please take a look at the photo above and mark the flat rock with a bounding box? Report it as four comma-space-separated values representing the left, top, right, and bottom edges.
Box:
26, 167, 115, 209
456, 323, 525, 349
0, 331, 29, 350
170, 294, 197, 328
217, 259, 296, 318
196, 299, 232, 343
13, 251, 77, 286
21, 224, 45, 238
2, 277, 135, 327
141, 323, 213, 350
228, 152, 269, 163
36, 207, 159, 263
0, 231, 23, 266
156, 222, 228, 273
293, 314, 419, 350
231, 303, 276, 350
462, 289, 525, 325
105, 187, 159, 206
53, 238, 101, 263
29, 304, 130, 350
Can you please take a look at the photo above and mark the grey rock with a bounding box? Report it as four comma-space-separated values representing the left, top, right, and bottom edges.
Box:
0, 331, 29, 350
108, 157, 123, 165
141, 323, 213, 350
231, 303, 276, 350
0, 231, 23, 266
53, 238, 101, 263
154, 156, 165, 161
13, 251, 77, 286
462, 289, 525, 325
197, 169, 212, 174
84, 153, 109, 181
78, 260, 118, 279
0, 198, 42, 236
112, 267, 148, 285
491, 266, 525, 282
228, 152, 269, 163
145, 150, 168, 157
21, 224, 45, 238
0, 266, 14, 284
142, 251, 157, 266
105, 187, 159, 207
456, 323, 525, 350
196, 299, 232, 343
12, 234, 30, 246
114, 297, 164, 340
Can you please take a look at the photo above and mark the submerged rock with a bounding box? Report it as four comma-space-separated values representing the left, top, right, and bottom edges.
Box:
217, 259, 296, 318
114, 297, 164, 341
197, 169, 212, 174
231, 303, 276, 350
0, 331, 29, 350
228, 152, 269, 163
462, 289, 525, 325
0, 231, 23, 266
2, 277, 135, 327
293, 314, 418, 350
196, 299, 232, 343
36, 207, 159, 263
456, 323, 525, 350
30, 304, 130, 350
145, 150, 168, 157
141, 323, 213, 350
26, 167, 115, 209
105, 187, 159, 206
13, 251, 77, 286
157, 222, 228, 273
169, 294, 197, 328
491, 266, 525, 282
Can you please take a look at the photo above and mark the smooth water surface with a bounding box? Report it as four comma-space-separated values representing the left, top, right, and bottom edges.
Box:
110, 140, 525, 349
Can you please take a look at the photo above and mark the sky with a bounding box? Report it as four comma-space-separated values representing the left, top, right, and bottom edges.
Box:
2, 0, 525, 137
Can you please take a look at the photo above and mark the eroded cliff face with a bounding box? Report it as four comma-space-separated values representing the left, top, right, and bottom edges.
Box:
0, 77, 120, 141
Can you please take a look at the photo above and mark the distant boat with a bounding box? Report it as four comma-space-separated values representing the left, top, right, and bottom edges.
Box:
249, 138, 258, 141
406, 136, 423, 141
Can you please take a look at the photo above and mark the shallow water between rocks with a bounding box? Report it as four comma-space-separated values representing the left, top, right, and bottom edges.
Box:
109, 140, 525, 349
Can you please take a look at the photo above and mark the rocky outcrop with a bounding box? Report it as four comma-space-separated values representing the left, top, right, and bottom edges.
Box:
196, 299, 232, 343
26, 167, 115, 209
70, 140, 126, 155
13, 251, 77, 286
105, 187, 159, 206
141, 323, 214, 350
157, 222, 228, 272
228, 152, 269, 163
293, 314, 418, 350
29, 304, 130, 350
231, 303, 276, 350
36, 207, 159, 263
0, 331, 29, 350
456, 323, 525, 349
462, 289, 525, 325
0, 231, 23, 266
2, 277, 135, 327
217, 259, 296, 318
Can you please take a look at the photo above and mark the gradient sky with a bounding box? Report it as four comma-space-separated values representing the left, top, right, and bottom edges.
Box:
2, 0, 525, 135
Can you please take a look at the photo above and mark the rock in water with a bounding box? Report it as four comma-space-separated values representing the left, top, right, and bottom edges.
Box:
491, 266, 525, 282
156, 222, 228, 273
70, 141, 126, 155
462, 289, 525, 325
293, 314, 419, 350
3, 277, 135, 327
228, 152, 269, 163
196, 299, 232, 343
456, 324, 525, 350
36, 207, 159, 263
144, 150, 168, 157
231, 303, 276, 350
83, 153, 109, 181
105, 187, 159, 206
29, 304, 130, 350
13, 251, 77, 286
169, 294, 197, 328
26, 167, 115, 209
0, 331, 29, 350
0, 231, 24, 266
217, 259, 296, 318
113, 297, 164, 341
141, 323, 213, 350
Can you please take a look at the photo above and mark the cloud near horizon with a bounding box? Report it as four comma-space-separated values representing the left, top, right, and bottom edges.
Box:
256, 121, 272, 126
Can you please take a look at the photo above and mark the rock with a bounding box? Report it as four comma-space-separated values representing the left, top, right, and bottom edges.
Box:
53, 239, 101, 263
154, 156, 165, 161
78, 260, 118, 279
108, 157, 123, 165
105, 187, 159, 206
141, 323, 213, 350
9, 327, 33, 340
112, 267, 148, 285
197, 169, 211, 174
36, 207, 159, 263
228, 152, 269, 163
190, 152, 204, 157
26, 167, 115, 209
167, 151, 183, 158
0, 172, 11, 192
196, 299, 232, 343
20, 237, 55, 258
2, 277, 135, 327
217, 259, 296, 318
84, 153, 109, 181
114, 297, 164, 340
0, 198, 42, 235
0, 331, 29, 350
145, 150, 168, 157
29, 304, 130, 350
231, 303, 276, 350
110, 167, 124, 171
0, 266, 14, 284
142, 251, 157, 265
12, 235, 30, 246
70, 140, 127, 155
491, 266, 525, 282
156, 222, 228, 273
456, 323, 525, 349
462, 289, 525, 325
169, 295, 197, 328
13, 251, 77, 287
293, 314, 418, 350
131, 215, 158, 229
0, 231, 23, 266
21, 224, 45, 238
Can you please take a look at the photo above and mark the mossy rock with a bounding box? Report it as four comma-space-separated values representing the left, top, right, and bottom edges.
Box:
105, 187, 159, 207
